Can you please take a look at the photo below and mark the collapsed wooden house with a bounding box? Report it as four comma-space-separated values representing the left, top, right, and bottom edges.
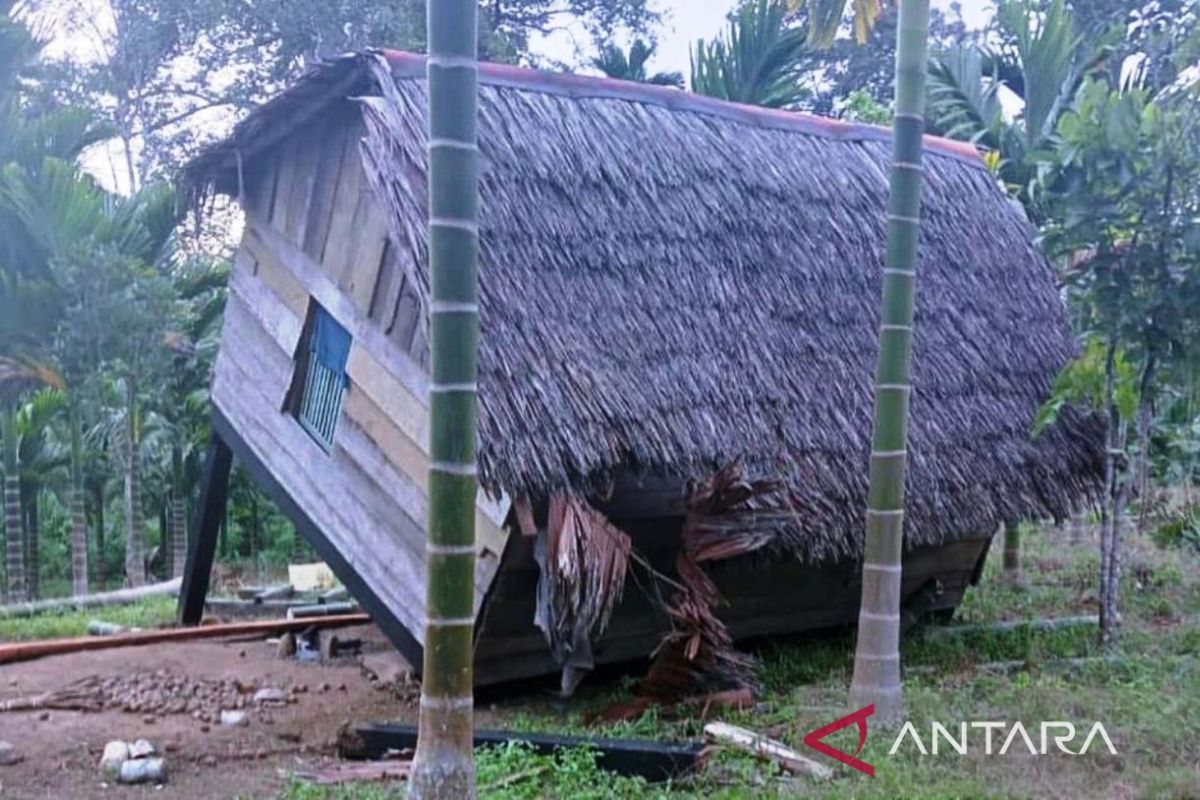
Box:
179, 50, 1103, 688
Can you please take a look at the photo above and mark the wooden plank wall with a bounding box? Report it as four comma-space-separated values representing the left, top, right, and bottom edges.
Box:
213, 108, 510, 655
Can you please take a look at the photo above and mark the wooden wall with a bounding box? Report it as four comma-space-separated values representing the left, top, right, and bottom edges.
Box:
212, 105, 510, 662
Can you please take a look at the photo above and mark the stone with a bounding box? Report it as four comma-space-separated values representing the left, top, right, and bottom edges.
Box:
36, 711, 49, 721
200, 755, 217, 768
219, 710, 248, 727
252, 688, 288, 705
117, 757, 167, 785
100, 741, 130, 774
0, 741, 22, 766
129, 739, 156, 759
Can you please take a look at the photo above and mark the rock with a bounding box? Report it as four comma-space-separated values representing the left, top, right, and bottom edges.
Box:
219, 710, 248, 728
199, 725, 210, 734
129, 739, 156, 759
118, 757, 167, 784
142, 715, 156, 725
99, 741, 129, 774
361, 652, 412, 686
36, 711, 49, 721
200, 755, 217, 768
277, 632, 297, 659
0, 741, 22, 766
252, 688, 288, 706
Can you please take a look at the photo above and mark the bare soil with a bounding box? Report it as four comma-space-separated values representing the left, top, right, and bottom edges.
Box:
0, 624, 422, 799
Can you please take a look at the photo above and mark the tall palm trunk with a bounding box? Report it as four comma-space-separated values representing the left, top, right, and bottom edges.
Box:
23, 491, 38, 599
2, 408, 25, 603
91, 480, 107, 587
70, 406, 89, 596
123, 378, 146, 587
409, 1, 481, 796
170, 444, 187, 578
848, 0, 931, 724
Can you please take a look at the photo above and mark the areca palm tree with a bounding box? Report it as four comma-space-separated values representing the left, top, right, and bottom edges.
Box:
16, 388, 69, 598
926, 0, 1087, 212
411, 0, 482, 795
790, 0, 928, 724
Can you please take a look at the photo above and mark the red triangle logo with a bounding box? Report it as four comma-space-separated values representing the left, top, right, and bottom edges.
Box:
802, 704, 875, 777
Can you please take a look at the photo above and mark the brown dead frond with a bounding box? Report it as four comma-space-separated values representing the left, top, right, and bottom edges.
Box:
534, 494, 632, 692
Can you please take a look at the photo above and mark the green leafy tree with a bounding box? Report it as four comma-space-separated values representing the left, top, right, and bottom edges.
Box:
1038, 66, 1200, 647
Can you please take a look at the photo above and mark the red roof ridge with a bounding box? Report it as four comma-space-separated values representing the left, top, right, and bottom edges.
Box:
381, 49, 981, 165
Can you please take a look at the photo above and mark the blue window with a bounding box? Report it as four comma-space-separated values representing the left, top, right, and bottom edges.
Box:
295, 303, 351, 448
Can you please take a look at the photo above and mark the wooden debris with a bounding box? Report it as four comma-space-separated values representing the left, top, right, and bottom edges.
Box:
703, 722, 832, 780
293, 759, 411, 785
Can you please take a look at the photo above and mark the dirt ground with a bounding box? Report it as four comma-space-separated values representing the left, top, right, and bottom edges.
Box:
0, 624, 428, 799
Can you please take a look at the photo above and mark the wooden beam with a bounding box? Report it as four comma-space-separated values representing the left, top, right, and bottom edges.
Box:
352, 723, 704, 782
177, 434, 232, 625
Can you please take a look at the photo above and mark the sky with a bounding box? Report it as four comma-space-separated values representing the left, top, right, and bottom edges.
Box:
533, 0, 998, 76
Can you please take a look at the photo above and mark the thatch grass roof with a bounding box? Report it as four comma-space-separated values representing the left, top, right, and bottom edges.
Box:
185, 50, 1103, 563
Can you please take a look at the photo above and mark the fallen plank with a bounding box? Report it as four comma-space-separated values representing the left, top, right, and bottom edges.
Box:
703, 722, 832, 780
0, 578, 182, 620
0, 614, 370, 665
353, 723, 703, 782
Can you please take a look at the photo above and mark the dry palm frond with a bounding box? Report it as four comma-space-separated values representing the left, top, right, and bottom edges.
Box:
534, 494, 632, 693
0, 355, 63, 402
642, 460, 793, 702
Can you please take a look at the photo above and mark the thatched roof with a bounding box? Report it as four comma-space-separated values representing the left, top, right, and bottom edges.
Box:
185, 50, 1103, 563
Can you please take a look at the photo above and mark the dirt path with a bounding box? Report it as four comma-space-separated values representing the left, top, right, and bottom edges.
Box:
0, 624, 418, 799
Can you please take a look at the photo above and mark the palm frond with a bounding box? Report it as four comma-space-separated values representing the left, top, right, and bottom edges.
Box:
927, 46, 1006, 147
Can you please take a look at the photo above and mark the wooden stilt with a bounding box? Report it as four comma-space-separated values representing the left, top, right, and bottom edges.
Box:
177, 433, 233, 624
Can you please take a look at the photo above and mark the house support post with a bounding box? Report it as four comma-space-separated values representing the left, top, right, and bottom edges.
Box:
177, 433, 233, 624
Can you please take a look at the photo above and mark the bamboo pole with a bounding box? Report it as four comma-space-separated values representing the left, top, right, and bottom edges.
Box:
848, 0, 932, 725
409, 1, 481, 797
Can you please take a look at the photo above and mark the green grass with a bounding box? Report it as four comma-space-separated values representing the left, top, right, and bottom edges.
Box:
0, 594, 177, 641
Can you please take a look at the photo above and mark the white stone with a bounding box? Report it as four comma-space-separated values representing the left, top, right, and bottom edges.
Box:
99, 741, 130, 774
219, 709, 248, 727
129, 739, 156, 759
252, 687, 288, 705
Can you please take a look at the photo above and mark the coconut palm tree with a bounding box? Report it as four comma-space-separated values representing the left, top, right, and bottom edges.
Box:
409, 0, 482, 796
